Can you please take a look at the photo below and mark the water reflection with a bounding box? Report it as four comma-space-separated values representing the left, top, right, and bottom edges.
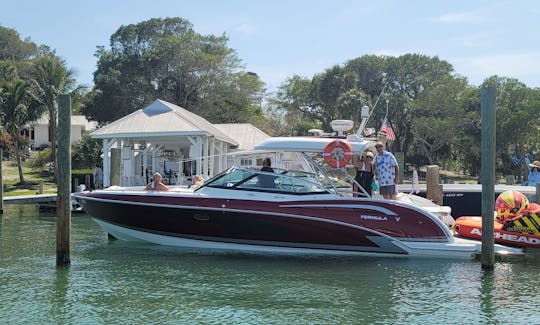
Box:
480, 269, 495, 322
0, 206, 539, 324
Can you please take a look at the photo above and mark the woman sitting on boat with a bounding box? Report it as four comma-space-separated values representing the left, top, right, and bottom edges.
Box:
189, 175, 204, 189
144, 172, 169, 191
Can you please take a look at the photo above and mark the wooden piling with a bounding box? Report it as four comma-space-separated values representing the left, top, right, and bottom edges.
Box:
110, 148, 121, 186
56, 94, 72, 267
480, 87, 496, 269
38, 181, 44, 194
426, 165, 443, 205
0, 149, 3, 214
505, 175, 515, 185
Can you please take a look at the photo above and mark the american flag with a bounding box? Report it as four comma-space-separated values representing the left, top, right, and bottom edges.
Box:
380, 119, 396, 141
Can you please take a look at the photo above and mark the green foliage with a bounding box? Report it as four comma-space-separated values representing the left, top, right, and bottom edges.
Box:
71, 134, 102, 169
29, 49, 77, 168
0, 78, 43, 183
481, 76, 540, 175
83, 17, 264, 124
0, 129, 13, 150
26, 147, 52, 169
72, 168, 94, 190
0, 25, 38, 61
272, 53, 540, 177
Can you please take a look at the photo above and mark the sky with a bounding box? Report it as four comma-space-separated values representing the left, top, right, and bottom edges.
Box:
2, 0, 540, 93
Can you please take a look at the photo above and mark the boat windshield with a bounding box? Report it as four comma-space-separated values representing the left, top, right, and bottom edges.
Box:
204, 167, 333, 195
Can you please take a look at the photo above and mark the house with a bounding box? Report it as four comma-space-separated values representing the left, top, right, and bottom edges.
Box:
28, 115, 98, 149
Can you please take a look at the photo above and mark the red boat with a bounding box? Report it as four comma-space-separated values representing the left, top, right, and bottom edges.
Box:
74, 137, 525, 259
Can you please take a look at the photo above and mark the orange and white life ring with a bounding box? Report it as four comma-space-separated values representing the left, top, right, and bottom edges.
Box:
323, 140, 353, 168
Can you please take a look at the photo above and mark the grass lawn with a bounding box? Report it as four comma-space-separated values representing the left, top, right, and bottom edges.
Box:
2, 160, 57, 196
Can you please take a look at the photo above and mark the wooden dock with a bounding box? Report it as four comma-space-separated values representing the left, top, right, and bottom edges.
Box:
3, 194, 57, 205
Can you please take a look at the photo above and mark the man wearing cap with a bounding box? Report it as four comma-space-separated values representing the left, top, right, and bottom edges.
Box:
374, 141, 399, 199
525, 159, 540, 186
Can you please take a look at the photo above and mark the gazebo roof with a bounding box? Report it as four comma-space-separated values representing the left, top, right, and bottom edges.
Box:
90, 99, 238, 146
214, 123, 270, 150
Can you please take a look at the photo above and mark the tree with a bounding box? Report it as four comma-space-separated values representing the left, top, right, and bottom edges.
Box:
482, 76, 540, 176
271, 75, 316, 135
409, 76, 468, 165
0, 26, 37, 61
0, 79, 43, 183
199, 71, 265, 123
71, 134, 102, 169
30, 48, 76, 168
0, 26, 38, 83
84, 17, 262, 124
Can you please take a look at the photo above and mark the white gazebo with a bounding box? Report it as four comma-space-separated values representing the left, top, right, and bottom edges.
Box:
90, 99, 238, 187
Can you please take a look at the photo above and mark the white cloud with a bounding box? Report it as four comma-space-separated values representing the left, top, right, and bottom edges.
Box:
451, 35, 489, 48
438, 12, 488, 23
234, 23, 256, 36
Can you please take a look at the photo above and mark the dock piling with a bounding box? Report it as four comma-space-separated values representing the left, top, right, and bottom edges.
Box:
56, 94, 72, 267
480, 87, 496, 269
426, 165, 443, 205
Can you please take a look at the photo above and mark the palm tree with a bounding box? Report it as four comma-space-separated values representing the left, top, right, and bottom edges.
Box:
0, 79, 43, 183
30, 52, 76, 169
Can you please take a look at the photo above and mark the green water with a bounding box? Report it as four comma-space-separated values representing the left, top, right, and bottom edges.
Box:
1, 205, 539, 324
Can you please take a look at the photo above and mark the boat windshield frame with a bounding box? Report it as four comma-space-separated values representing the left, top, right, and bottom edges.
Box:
202, 167, 334, 195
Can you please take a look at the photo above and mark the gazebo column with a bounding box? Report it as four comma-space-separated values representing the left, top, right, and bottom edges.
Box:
203, 137, 209, 177
151, 144, 163, 174
121, 142, 133, 186
221, 142, 227, 170
187, 136, 203, 177
214, 140, 223, 175
209, 137, 216, 177
142, 145, 150, 182
102, 139, 115, 187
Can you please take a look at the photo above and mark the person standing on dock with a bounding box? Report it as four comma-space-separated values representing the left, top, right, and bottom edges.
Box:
525, 159, 540, 186
93, 161, 103, 189
374, 141, 399, 199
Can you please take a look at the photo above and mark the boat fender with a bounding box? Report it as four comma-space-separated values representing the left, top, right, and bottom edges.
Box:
323, 140, 353, 168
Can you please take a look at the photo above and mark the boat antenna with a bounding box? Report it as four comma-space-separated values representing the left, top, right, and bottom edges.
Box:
355, 82, 388, 135
383, 98, 389, 122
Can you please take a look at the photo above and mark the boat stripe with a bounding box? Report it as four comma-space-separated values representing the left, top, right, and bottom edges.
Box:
280, 204, 397, 216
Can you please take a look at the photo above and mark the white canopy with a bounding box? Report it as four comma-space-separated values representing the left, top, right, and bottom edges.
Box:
255, 137, 375, 153
91, 99, 238, 146
91, 99, 240, 187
